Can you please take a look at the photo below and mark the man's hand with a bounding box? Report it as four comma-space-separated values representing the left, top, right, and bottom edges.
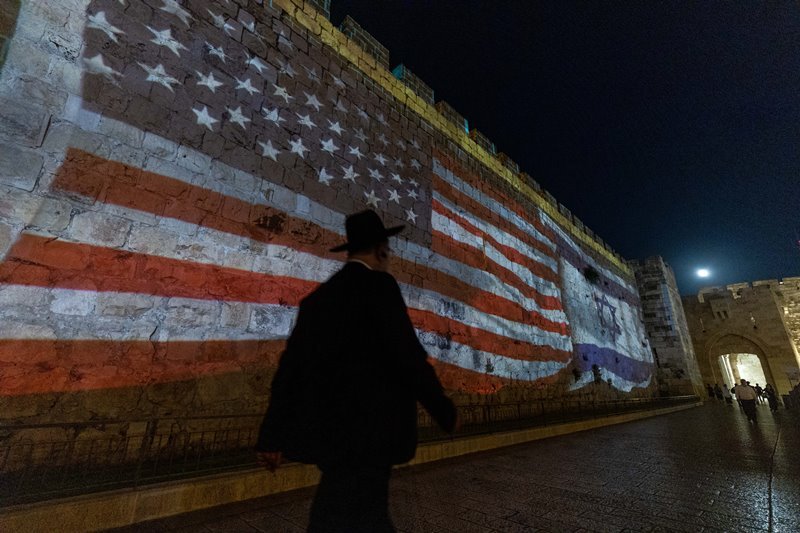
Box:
256, 451, 283, 472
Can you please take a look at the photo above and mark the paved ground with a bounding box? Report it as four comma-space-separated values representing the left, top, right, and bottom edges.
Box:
113, 402, 799, 532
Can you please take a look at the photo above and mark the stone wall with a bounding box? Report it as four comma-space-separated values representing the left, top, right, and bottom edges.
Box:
630, 256, 703, 396
0, 0, 657, 440
683, 278, 800, 396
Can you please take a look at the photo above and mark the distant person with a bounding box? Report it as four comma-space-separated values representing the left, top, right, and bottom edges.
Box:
733, 379, 759, 423
764, 383, 779, 412
713, 383, 723, 401
706, 383, 715, 400
721, 383, 733, 405
255, 210, 458, 532
754, 383, 764, 404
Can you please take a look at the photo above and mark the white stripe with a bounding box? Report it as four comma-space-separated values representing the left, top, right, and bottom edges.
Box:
539, 212, 636, 293
418, 331, 568, 381
402, 284, 573, 352
432, 158, 556, 251
0, 285, 296, 341
433, 191, 559, 272
431, 211, 560, 297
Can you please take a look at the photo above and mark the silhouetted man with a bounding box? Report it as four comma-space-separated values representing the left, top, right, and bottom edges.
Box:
256, 210, 457, 532
734, 379, 758, 423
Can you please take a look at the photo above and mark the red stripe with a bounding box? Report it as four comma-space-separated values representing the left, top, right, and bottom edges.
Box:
432, 173, 558, 262
0, 339, 285, 396
409, 309, 570, 362
0, 233, 317, 305
432, 197, 559, 284
0, 337, 561, 397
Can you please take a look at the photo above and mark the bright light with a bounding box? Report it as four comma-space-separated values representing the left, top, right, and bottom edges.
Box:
697, 268, 710, 278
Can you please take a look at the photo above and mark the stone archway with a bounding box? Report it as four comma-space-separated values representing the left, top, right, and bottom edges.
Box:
705, 333, 776, 389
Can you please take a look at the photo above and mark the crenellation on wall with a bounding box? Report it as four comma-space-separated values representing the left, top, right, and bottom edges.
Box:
392, 63, 434, 105
338, 15, 390, 70
434, 100, 469, 133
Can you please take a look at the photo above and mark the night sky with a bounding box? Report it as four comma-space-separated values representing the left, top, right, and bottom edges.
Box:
330, 1, 800, 295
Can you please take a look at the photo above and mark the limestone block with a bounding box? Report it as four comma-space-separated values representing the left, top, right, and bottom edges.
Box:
221, 302, 251, 328
0, 144, 44, 191
0, 320, 56, 340
98, 116, 146, 149
142, 131, 178, 160
50, 289, 96, 316
248, 304, 296, 337
0, 284, 51, 307
128, 224, 179, 255
0, 97, 50, 145
165, 297, 219, 328
0, 219, 20, 258
0, 185, 41, 224
29, 197, 72, 232
42, 122, 110, 157
96, 293, 155, 317
67, 210, 132, 248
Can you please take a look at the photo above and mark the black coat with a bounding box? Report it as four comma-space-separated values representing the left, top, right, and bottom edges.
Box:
256, 262, 456, 466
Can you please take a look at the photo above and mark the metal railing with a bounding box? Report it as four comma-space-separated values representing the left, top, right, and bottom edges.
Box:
0, 395, 698, 506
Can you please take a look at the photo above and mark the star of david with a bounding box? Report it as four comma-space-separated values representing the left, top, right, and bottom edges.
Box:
594, 293, 622, 341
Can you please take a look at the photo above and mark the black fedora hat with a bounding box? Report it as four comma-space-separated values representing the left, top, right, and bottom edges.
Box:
330, 210, 404, 253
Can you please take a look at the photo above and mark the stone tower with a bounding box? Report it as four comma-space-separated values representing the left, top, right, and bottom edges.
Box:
630, 257, 704, 396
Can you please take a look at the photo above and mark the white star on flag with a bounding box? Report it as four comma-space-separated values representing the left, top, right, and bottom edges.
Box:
388, 189, 401, 204
235, 77, 259, 96
289, 138, 308, 158
368, 168, 384, 181
318, 168, 334, 185
334, 100, 348, 113
342, 165, 359, 182
139, 62, 179, 91
147, 26, 188, 56
409, 178, 419, 188
405, 209, 418, 223
390, 173, 403, 184
303, 92, 323, 111
207, 42, 227, 62
279, 60, 297, 78
376, 113, 388, 125
246, 55, 270, 75
303, 66, 321, 84
374, 153, 388, 166
160, 0, 192, 26
262, 107, 285, 125
396, 139, 406, 151
261, 107, 286, 126
411, 139, 421, 150
356, 107, 369, 121
378, 133, 389, 146
296, 113, 316, 129
207, 9, 225, 28
195, 71, 223, 93
320, 138, 340, 154
354, 128, 368, 143
364, 190, 381, 208
410, 159, 421, 170
87, 11, 125, 43
394, 158, 405, 169
223, 21, 239, 36
407, 189, 419, 200
192, 106, 218, 131
331, 74, 346, 89
83, 54, 121, 81
227, 106, 251, 128
327, 120, 344, 136
348, 146, 364, 160
273, 84, 292, 103
259, 140, 281, 161
277, 30, 294, 50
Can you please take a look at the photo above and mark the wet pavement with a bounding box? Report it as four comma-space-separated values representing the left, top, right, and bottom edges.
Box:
114, 402, 799, 532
